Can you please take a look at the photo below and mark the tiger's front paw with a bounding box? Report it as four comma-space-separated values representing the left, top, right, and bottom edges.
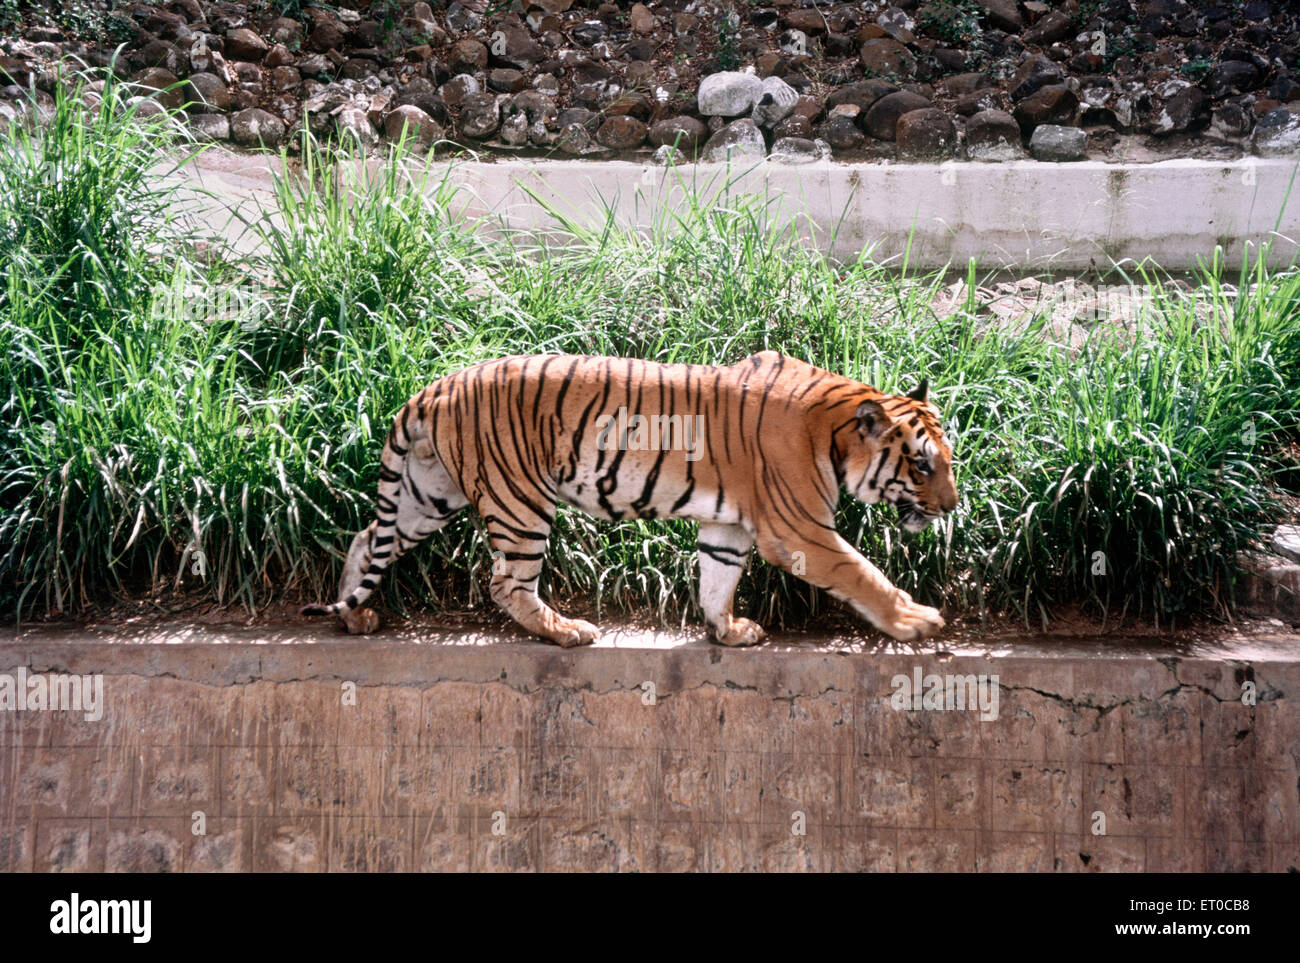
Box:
883, 593, 945, 642
549, 618, 600, 648
713, 617, 766, 647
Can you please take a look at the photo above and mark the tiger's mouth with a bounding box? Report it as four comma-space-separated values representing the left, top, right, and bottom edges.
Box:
897, 501, 940, 533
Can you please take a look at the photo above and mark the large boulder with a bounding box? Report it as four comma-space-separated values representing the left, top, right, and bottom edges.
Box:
458, 92, 500, 139
1252, 109, 1300, 157
307, 18, 346, 53
448, 39, 487, 74
773, 113, 813, 139
335, 106, 377, 148
230, 107, 287, 148
188, 113, 230, 141
491, 24, 545, 70
1204, 61, 1262, 98
630, 3, 656, 34
649, 115, 707, 152
596, 115, 647, 149
1009, 55, 1065, 101
895, 108, 957, 159
487, 68, 526, 94
506, 91, 558, 130
858, 37, 915, 77
977, 0, 1023, 32
385, 104, 443, 147
863, 90, 930, 140
1022, 10, 1073, 46
1013, 85, 1078, 134
1211, 102, 1254, 139
770, 137, 832, 164
445, 2, 481, 33
698, 71, 763, 117
1150, 85, 1209, 135
396, 78, 449, 124
439, 74, 480, 108
1029, 124, 1087, 161
224, 28, 268, 62
184, 72, 230, 112
131, 67, 185, 111
556, 122, 601, 154
821, 110, 865, 149
876, 6, 916, 43
752, 76, 798, 126
702, 118, 766, 162
965, 109, 1025, 160
825, 79, 899, 116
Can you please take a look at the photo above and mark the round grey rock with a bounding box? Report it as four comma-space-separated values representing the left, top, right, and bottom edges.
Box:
965, 109, 1024, 161
752, 75, 798, 127
185, 72, 231, 112
769, 137, 831, 164
702, 117, 766, 162
1029, 124, 1087, 162
596, 115, 647, 149
1273, 524, 1300, 563
459, 92, 500, 139
649, 115, 707, 151
188, 112, 230, 141
698, 71, 763, 118
385, 104, 443, 146
335, 106, 376, 148
895, 108, 957, 160
556, 121, 601, 154
652, 144, 683, 166
1252, 109, 1300, 158
230, 107, 287, 147
863, 90, 930, 140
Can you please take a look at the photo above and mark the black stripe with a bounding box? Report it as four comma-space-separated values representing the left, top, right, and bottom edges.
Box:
699, 547, 745, 567
697, 541, 747, 557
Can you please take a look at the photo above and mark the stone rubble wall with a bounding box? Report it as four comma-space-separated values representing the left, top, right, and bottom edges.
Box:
4, 1, 1300, 163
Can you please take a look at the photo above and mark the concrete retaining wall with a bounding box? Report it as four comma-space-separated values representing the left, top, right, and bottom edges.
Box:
1, 627, 1296, 872
186, 150, 1300, 271
446, 156, 1300, 271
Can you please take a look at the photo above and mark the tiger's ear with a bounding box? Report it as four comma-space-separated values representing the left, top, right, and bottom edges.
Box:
856, 399, 892, 442
906, 378, 929, 403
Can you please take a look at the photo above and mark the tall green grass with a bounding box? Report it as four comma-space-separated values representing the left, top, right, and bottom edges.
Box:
1, 75, 1297, 630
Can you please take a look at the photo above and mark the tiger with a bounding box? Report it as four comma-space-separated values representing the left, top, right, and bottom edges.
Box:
301, 351, 958, 646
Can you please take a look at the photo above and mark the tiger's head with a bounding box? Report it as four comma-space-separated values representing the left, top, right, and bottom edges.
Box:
843, 379, 957, 532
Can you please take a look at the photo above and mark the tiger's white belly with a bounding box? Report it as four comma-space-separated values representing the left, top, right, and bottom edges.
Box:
555, 468, 744, 527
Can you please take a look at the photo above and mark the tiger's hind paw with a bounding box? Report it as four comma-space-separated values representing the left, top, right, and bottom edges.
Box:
549, 618, 600, 648
340, 607, 381, 635
714, 617, 766, 647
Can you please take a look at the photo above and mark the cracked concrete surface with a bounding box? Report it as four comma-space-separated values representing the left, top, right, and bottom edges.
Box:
0, 620, 1296, 871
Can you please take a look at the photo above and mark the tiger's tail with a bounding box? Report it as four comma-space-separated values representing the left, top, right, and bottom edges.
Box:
300, 394, 426, 620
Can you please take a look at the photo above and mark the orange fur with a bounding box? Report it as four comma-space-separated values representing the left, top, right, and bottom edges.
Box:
302, 351, 957, 645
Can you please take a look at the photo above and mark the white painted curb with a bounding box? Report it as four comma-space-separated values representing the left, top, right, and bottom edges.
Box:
187, 150, 1300, 272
